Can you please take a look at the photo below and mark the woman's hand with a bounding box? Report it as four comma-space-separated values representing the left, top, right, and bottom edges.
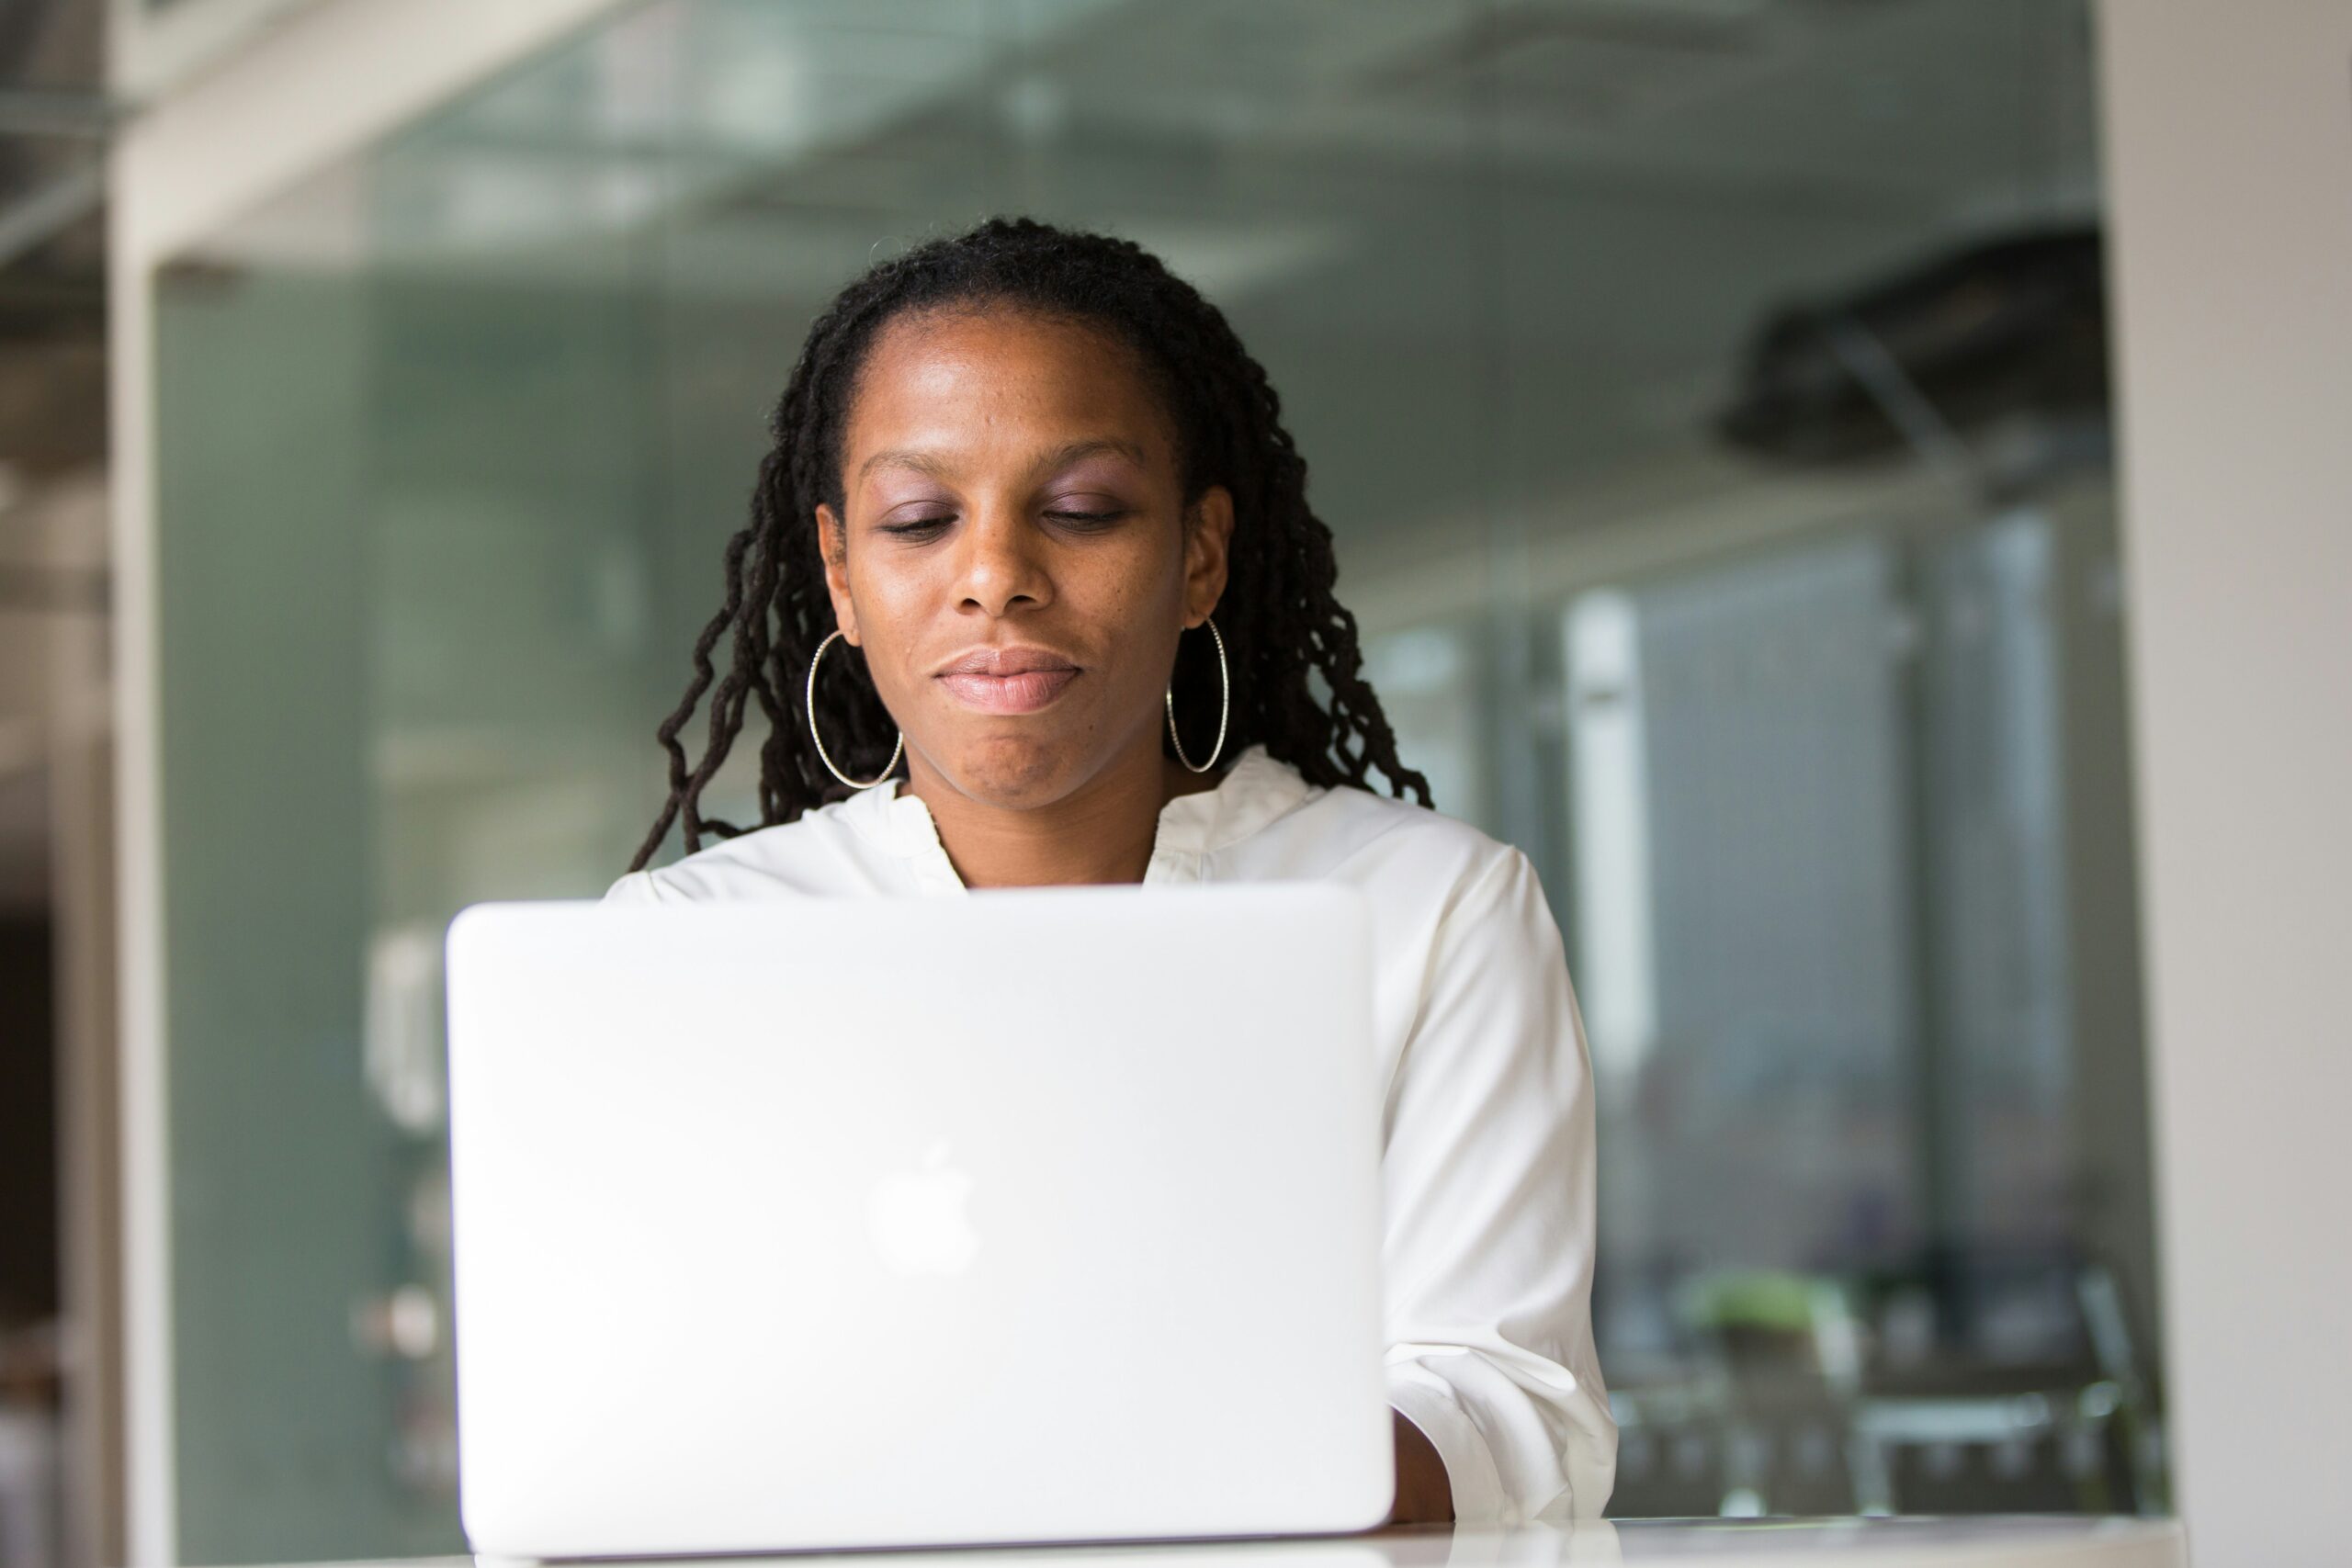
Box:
1385, 1409, 1456, 1526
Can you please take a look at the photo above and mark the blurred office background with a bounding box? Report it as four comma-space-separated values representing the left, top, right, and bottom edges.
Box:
3, 2, 2347, 1567
0, 4, 109, 1568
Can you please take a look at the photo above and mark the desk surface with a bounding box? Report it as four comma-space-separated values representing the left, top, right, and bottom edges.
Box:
295, 1517, 2185, 1568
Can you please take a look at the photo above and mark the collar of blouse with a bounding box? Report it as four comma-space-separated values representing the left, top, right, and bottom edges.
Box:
842, 742, 1312, 893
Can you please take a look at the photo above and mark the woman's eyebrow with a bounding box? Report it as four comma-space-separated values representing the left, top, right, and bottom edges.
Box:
858, 447, 956, 482
1034, 437, 1148, 473
858, 436, 1148, 486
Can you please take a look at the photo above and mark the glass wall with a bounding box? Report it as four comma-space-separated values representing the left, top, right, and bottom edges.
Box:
148, 0, 2147, 1556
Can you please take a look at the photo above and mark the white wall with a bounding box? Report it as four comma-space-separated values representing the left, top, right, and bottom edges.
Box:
2098, 6, 2352, 1565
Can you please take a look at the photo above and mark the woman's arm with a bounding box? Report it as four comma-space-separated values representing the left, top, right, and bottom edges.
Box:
1380, 845, 1617, 1521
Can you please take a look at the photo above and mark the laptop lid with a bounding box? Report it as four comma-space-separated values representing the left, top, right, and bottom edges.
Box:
444, 883, 1391, 1558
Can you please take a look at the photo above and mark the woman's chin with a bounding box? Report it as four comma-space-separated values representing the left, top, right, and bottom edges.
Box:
931, 728, 1085, 806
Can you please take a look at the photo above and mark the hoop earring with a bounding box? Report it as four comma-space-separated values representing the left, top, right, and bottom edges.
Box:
806, 628, 905, 790
1165, 615, 1229, 774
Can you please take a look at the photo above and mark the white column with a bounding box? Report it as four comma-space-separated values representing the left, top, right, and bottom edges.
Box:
2097, 6, 2352, 1563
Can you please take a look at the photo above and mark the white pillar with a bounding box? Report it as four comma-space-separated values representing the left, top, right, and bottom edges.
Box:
2097, 6, 2352, 1564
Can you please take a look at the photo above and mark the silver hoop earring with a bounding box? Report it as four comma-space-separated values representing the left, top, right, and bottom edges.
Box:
1165, 615, 1229, 774
807, 628, 905, 790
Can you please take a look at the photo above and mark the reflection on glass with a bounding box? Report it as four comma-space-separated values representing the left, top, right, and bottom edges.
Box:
149, 0, 2143, 1555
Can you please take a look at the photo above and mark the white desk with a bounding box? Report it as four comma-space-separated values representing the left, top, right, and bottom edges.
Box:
318, 1517, 2184, 1568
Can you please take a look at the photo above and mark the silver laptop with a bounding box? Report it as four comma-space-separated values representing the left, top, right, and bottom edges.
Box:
443, 884, 1392, 1559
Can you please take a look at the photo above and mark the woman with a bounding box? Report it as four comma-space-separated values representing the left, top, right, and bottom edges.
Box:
604, 217, 1615, 1525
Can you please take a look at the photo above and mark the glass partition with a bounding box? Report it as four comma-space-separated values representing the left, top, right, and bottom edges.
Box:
149, 1, 2146, 1556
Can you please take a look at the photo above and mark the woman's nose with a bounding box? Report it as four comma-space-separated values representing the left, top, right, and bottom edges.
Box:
954, 504, 1052, 616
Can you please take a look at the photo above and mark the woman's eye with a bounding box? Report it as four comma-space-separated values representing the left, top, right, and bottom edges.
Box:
877, 506, 1126, 536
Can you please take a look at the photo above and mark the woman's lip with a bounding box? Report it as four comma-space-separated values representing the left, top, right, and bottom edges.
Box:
936, 668, 1079, 714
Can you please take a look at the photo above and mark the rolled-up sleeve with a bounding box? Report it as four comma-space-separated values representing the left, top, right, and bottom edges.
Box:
1381, 846, 1617, 1522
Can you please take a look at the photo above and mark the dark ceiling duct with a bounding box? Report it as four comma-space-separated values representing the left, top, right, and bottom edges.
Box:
1716, 227, 2109, 476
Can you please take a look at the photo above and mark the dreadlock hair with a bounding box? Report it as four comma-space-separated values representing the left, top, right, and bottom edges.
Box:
628, 215, 1434, 873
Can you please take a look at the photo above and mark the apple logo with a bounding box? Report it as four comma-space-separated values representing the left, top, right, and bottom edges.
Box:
866, 1139, 981, 1276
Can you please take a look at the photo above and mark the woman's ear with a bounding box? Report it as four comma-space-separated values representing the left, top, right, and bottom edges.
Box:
1184, 485, 1236, 626
816, 502, 860, 645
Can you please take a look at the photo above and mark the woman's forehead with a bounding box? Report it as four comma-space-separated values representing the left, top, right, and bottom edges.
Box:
844, 306, 1176, 466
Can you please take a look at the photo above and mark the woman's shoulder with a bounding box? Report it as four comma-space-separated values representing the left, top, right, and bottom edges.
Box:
601, 794, 885, 903
1267, 767, 1532, 894
1268, 777, 1561, 988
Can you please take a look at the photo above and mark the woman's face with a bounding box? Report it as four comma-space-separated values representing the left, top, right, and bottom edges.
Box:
815, 306, 1233, 808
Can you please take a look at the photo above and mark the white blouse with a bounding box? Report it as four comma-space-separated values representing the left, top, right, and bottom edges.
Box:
603, 741, 1618, 1522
